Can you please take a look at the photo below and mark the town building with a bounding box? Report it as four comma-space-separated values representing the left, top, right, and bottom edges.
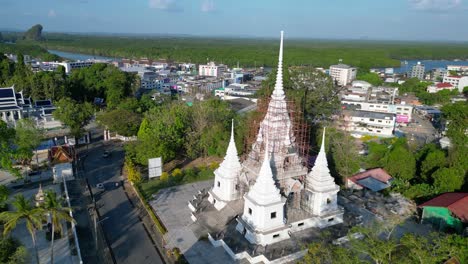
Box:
199, 62, 227, 77
342, 100, 412, 123
329, 64, 357, 86
447, 65, 468, 72
347, 168, 393, 192
339, 110, 395, 137
409, 62, 425, 80
442, 75, 468, 93
0, 85, 23, 125
46, 61, 94, 74
426, 82, 455, 93
419, 193, 468, 233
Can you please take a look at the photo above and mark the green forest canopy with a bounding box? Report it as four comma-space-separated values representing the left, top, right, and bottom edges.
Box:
31, 33, 468, 68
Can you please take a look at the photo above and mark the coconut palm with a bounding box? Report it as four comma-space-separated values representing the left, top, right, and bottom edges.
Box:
0, 194, 45, 264
43, 190, 75, 264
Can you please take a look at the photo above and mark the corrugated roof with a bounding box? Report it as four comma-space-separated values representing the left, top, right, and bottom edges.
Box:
348, 168, 393, 189
419, 193, 468, 222
436, 83, 453, 88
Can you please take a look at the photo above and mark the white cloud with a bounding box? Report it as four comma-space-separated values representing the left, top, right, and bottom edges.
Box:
48, 9, 56, 17
409, 0, 462, 11
148, 0, 181, 11
201, 0, 215, 12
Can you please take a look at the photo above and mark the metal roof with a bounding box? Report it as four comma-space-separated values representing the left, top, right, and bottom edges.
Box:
419, 193, 468, 222
356, 177, 391, 192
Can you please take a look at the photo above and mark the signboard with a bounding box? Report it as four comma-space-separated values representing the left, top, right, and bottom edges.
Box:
148, 157, 163, 178
396, 114, 409, 123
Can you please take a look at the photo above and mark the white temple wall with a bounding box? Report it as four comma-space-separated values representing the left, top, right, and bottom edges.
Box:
242, 198, 285, 232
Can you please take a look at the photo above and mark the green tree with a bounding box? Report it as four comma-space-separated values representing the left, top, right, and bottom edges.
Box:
0, 121, 19, 176
0, 186, 10, 212
14, 119, 44, 166
357, 72, 383, 86
441, 102, 468, 145
432, 167, 464, 193
420, 149, 446, 180
289, 67, 340, 120
0, 194, 45, 264
53, 97, 94, 139
0, 236, 28, 264
6, 245, 28, 264
43, 190, 75, 264
399, 233, 446, 264
131, 102, 190, 165
383, 139, 416, 181
97, 108, 141, 137
365, 141, 389, 168
349, 225, 398, 264
325, 128, 360, 183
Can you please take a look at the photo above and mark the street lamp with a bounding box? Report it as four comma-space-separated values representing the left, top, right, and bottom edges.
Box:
88, 206, 109, 250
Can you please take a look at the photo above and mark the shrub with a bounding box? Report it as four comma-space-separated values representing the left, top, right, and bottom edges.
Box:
160, 172, 169, 182
209, 162, 219, 170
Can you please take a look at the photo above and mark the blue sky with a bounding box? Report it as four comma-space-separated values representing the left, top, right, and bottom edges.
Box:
1, 0, 467, 41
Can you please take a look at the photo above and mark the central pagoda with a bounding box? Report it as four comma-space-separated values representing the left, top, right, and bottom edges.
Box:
242, 31, 308, 192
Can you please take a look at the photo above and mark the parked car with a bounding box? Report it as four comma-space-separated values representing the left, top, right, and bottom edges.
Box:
96, 183, 105, 189
102, 151, 110, 158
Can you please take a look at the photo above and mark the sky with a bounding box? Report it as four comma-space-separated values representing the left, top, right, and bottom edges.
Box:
0, 0, 467, 41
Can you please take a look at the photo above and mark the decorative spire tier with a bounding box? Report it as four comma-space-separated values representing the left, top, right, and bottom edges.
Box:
216, 119, 242, 180
245, 147, 282, 205
303, 128, 340, 216
306, 128, 339, 193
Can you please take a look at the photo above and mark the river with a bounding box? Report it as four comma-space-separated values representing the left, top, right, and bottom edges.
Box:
47, 49, 118, 61
386, 59, 468, 74
48, 49, 468, 73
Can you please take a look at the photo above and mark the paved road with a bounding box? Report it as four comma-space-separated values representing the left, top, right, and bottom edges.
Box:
83, 141, 164, 264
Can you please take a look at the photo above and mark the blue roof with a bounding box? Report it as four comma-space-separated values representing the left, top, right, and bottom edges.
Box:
356, 177, 391, 192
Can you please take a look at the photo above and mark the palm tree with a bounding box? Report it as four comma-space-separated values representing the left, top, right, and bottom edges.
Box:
0, 194, 45, 264
43, 190, 75, 264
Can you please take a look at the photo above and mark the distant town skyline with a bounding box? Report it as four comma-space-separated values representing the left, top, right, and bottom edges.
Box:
1, 0, 468, 41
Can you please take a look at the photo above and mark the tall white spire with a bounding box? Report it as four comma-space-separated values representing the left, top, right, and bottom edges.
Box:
246, 143, 282, 205
306, 128, 339, 192
216, 119, 242, 179
272, 30, 285, 98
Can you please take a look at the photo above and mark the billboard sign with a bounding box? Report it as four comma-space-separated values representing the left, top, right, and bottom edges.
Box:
148, 157, 163, 178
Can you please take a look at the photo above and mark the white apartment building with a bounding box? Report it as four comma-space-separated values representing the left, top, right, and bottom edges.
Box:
340, 110, 395, 137
447, 65, 468, 72
342, 100, 413, 123
409, 62, 425, 80
199, 62, 227, 77
426, 83, 455, 93
442, 75, 468, 92
47, 61, 95, 74
329, 64, 357, 86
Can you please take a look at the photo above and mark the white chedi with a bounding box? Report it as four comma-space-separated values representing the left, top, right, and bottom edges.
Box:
208, 120, 242, 210
304, 128, 340, 216
242, 147, 285, 232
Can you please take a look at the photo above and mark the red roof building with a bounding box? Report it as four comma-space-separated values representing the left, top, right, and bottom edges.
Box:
419, 193, 468, 222
427, 82, 455, 93
346, 168, 393, 192
48, 145, 75, 164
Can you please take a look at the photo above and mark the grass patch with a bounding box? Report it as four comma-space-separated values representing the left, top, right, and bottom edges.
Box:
139, 165, 216, 200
